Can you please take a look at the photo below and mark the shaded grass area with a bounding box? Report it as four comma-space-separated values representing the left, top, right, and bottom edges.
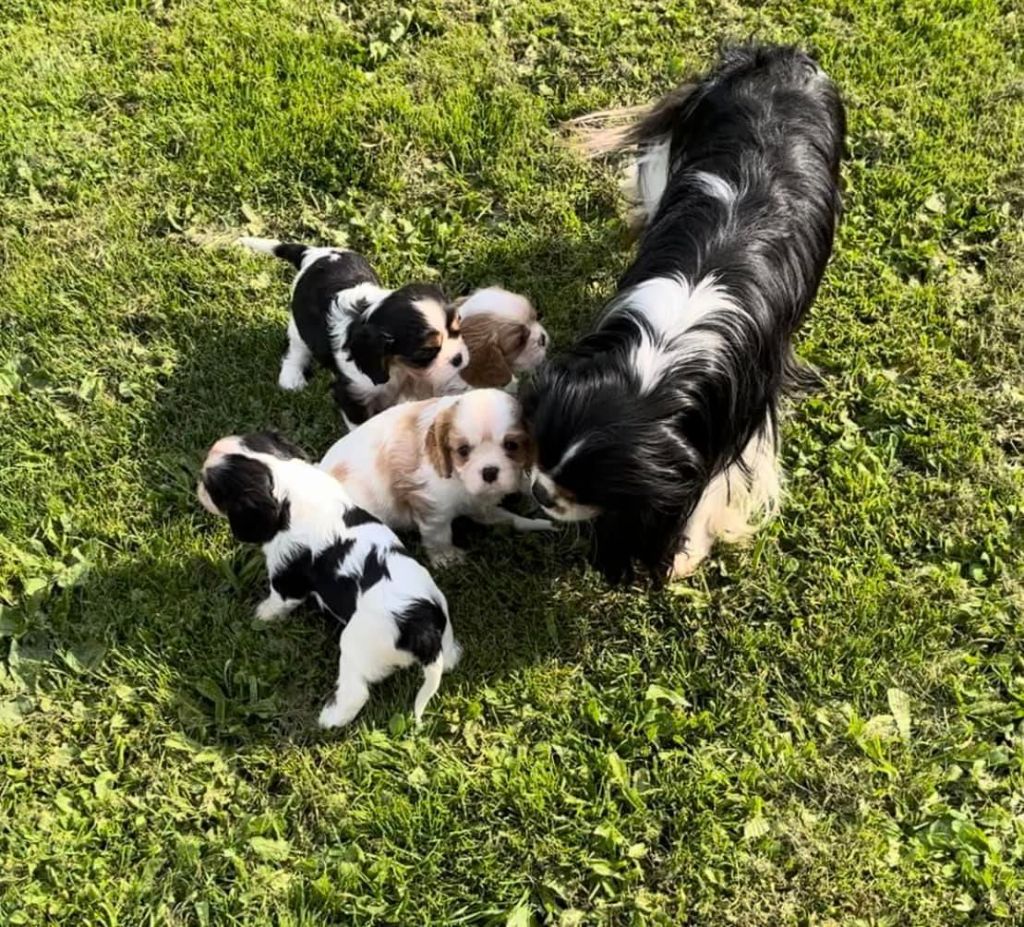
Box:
1, 0, 1023, 923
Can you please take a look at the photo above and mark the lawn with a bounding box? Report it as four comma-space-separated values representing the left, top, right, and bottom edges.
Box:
2, 0, 1023, 923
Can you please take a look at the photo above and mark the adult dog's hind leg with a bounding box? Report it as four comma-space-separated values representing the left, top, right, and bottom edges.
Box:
671, 422, 780, 580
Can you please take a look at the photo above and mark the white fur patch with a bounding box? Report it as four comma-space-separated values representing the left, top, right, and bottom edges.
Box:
550, 437, 588, 477
671, 420, 781, 578
458, 287, 534, 324
617, 275, 735, 394
693, 170, 737, 204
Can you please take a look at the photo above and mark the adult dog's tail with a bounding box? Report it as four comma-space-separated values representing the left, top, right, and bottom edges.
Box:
565, 81, 697, 230
236, 236, 309, 269
566, 44, 836, 228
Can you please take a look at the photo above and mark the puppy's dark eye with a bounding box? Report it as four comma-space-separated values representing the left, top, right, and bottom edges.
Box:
503, 439, 519, 454
456, 444, 471, 459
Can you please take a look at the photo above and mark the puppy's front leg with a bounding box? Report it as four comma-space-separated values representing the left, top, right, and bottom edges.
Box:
472, 506, 554, 533
255, 588, 303, 622
419, 516, 466, 567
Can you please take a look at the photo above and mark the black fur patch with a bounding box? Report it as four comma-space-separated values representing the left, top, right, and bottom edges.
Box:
241, 431, 308, 461
330, 373, 370, 426
358, 548, 391, 592
290, 250, 379, 370
203, 454, 289, 544
343, 506, 381, 528
395, 597, 446, 665
271, 545, 313, 601
310, 538, 358, 624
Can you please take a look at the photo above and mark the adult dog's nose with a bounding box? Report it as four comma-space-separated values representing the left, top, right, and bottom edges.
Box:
531, 479, 554, 508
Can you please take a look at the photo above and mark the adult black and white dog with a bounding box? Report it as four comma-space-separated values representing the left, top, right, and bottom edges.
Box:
238, 238, 466, 428
197, 431, 461, 728
522, 44, 845, 583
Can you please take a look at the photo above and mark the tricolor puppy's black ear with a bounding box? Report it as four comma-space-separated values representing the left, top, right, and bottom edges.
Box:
241, 430, 308, 461
202, 455, 290, 544
346, 320, 394, 385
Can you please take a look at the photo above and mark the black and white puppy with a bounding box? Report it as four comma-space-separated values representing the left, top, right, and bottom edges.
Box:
238, 238, 465, 428
197, 431, 461, 728
522, 44, 846, 583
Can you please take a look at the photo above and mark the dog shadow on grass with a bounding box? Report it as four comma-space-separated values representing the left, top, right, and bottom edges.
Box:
64, 222, 637, 746
59, 525, 604, 748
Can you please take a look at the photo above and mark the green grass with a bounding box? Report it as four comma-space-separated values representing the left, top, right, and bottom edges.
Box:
2, 0, 1023, 923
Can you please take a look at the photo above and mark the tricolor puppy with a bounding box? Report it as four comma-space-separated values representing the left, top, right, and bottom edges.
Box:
319, 389, 552, 566
238, 237, 466, 427
450, 287, 549, 391
197, 431, 461, 728
523, 44, 845, 584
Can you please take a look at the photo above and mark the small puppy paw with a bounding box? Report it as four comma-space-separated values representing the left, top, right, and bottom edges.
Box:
278, 368, 308, 391
254, 598, 285, 622
429, 547, 467, 568
317, 704, 347, 729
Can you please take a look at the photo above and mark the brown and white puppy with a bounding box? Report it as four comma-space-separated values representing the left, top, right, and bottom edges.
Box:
318, 389, 552, 566
238, 237, 466, 429
448, 287, 549, 391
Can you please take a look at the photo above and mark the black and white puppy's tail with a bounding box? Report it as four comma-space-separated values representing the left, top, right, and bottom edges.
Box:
236, 236, 310, 270
412, 621, 462, 726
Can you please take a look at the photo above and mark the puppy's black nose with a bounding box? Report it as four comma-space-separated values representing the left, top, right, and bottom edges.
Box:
482, 465, 499, 483
451, 352, 464, 368
539, 333, 547, 347
532, 479, 554, 508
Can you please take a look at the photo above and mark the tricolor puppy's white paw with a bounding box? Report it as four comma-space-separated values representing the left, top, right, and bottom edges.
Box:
317, 703, 350, 729
278, 366, 308, 391
254, 597, 286, 622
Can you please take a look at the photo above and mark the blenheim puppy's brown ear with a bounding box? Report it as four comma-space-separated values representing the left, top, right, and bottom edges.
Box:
459, 315, 516, 388
493, 319, 530, 357
425, 403, 456, 478
460, 338, 514, 388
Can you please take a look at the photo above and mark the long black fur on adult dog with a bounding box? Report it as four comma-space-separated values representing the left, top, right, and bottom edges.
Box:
522, 44, 845, 583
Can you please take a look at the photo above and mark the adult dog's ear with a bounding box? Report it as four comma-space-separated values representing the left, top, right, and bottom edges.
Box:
203, 455, 289, 544
346, 320, 394, 385
425, 403, 456, 478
